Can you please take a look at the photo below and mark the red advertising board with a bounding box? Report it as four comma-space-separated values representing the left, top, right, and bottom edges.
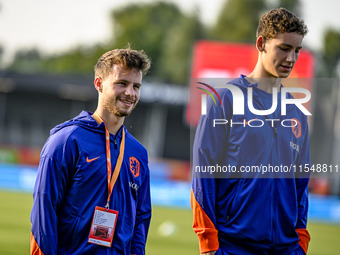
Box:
186, 40, 315, 126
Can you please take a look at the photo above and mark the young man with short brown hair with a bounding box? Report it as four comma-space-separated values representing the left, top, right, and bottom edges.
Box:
31, 47, 152, 254
192, 8, 311, 255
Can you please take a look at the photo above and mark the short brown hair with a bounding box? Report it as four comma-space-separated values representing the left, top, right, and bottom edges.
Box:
256, 8, 308, 39
94, 47, 151, 79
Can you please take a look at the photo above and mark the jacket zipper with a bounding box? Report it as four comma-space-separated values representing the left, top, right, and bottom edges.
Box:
252, 86, 281, 252
270, 117, 280, 251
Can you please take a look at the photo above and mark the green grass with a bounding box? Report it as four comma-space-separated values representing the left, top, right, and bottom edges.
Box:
0, 190, 33, 255
146, 206, 199, 255
0, 190, 339, 255
307, 221, 340, 255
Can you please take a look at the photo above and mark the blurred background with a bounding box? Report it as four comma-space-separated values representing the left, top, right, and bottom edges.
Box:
0, 0, 340, 254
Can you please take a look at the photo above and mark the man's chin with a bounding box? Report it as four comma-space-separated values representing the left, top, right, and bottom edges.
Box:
104, 107, 131, 117
277, 73, 291, 78
278, 69, 293, 78
117, 111, 131, 117
115, 107, 134, 117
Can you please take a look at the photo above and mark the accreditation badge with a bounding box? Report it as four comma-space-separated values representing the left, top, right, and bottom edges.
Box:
88, 206, 118, 247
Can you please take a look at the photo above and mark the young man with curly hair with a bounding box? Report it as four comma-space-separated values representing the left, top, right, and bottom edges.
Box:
31, 47, 152, 254
192, 8, 311, 255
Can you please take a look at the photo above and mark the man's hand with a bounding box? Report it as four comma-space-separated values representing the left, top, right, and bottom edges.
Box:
201, 252, 217, 255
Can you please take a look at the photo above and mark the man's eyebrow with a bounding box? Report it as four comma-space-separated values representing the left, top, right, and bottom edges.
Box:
116, 79, 142, 86
280, 43, 302, 49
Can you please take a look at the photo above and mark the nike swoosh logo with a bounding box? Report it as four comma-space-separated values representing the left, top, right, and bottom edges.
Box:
86, 156, 100, 163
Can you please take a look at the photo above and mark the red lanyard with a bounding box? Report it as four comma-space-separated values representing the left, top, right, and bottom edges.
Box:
92, 112, 125, 209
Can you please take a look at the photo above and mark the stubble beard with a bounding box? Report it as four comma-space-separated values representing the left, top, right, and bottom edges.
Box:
103, 97, 137, 117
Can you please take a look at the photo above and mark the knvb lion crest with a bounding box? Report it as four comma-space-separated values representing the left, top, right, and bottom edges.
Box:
129, 157, 140, 177
291, 118, 301, 138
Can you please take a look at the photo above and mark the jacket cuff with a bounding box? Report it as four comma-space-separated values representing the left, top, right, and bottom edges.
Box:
296, 228, 310, 254
196, 228, 219, 253
30, 232, 44, 255
191, 189, 219, 253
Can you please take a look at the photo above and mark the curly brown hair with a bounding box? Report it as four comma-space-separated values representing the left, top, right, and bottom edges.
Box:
94, 47, 151, 79
256, 8, 308, 39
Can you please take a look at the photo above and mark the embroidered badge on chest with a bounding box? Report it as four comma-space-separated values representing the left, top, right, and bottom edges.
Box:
291, 118, 301, 138
129, 157, 140, 177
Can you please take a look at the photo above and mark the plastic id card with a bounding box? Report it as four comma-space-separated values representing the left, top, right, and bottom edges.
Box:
88, 206, 118, 247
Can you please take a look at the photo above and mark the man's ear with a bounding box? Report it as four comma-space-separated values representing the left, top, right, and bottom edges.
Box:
94, 77, 103, 92
256, 36, 266, 52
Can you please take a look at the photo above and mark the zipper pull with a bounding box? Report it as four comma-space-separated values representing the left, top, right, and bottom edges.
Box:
114, 139, 117, 149
274, 127, 277, 138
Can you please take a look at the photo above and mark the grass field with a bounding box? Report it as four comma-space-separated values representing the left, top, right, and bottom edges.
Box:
0, 190, 339, 255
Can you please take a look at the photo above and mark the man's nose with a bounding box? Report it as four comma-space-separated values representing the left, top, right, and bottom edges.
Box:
125, 84, 134, 96
287, 50, 297, 63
